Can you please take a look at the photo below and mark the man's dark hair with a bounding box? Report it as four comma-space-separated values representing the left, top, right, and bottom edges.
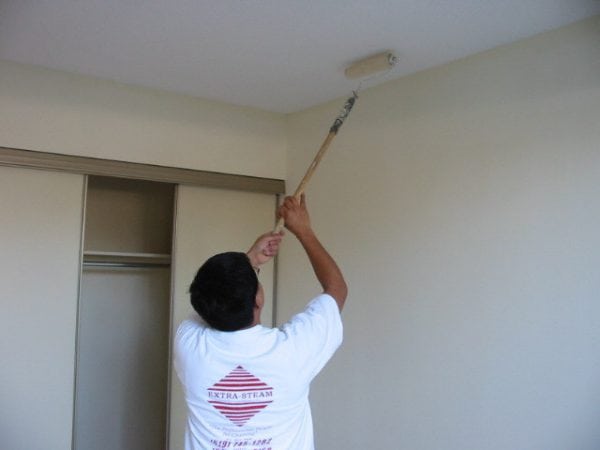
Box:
189, 252, 258, 331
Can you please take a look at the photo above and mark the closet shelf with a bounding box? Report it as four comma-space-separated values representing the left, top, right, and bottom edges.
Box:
83, 251, 171, 268
84, 250, 171, 259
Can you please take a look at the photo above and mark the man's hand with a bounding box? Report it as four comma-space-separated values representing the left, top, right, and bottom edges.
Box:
247, 231, 283, 269
277, 194, 312, 238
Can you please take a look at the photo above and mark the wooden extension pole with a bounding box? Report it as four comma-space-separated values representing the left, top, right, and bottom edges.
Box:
274, 92, 358, 232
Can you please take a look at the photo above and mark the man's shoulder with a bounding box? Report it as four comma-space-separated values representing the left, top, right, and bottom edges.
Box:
176, 313, 206, 340
274, 293, 343, 381
297, 293, 342, 324
280, 293, 343, 337
305, 293, 340, 312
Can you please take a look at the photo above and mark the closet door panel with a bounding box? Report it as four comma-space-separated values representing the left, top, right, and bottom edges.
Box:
0, 166, 84, 450
169, 186, 277, 450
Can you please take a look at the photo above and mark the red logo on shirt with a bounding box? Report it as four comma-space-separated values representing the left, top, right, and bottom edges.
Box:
208, 366, 274, 427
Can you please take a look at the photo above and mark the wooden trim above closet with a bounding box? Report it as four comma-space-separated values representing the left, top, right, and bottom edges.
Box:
0, 147, 285, 194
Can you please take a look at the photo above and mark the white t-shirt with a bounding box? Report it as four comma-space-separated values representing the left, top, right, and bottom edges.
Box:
174, 293, 343, 450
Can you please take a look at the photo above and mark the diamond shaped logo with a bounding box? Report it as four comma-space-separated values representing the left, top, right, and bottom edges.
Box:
208, 366, 274, 427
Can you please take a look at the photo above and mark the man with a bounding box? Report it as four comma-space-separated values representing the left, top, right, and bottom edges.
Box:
174, 194, 347, 450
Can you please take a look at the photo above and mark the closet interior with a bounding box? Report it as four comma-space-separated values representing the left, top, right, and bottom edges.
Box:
74, 176, 175, 450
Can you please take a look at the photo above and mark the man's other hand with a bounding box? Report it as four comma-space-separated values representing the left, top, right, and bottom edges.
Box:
247, 231, 283, 268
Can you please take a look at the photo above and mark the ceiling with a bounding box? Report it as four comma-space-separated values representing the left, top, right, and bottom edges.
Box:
1, 1, 599, 113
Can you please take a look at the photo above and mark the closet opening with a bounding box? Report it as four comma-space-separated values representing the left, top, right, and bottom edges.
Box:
74, 175, 175, 450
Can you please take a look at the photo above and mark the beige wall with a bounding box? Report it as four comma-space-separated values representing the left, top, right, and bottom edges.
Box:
0, 59, 287, 179
280, 16, 600, 450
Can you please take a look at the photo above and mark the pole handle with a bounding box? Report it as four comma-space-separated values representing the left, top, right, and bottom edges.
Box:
274, 92, 358, 233
274, 131, 336, 232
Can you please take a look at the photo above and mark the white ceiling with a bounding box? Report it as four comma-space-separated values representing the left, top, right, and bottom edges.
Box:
1, 1, 599, 113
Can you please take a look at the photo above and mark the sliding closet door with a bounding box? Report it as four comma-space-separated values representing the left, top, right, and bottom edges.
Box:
169, 186, 277, 450
0, 166, 84, 450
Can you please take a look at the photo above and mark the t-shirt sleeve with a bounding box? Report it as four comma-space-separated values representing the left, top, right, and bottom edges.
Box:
279, 293, 343, 382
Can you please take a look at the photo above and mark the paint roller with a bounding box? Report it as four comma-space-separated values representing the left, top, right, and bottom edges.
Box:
274, 51, 397, 232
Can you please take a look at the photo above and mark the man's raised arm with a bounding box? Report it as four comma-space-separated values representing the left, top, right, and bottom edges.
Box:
278, 195, 347, 311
